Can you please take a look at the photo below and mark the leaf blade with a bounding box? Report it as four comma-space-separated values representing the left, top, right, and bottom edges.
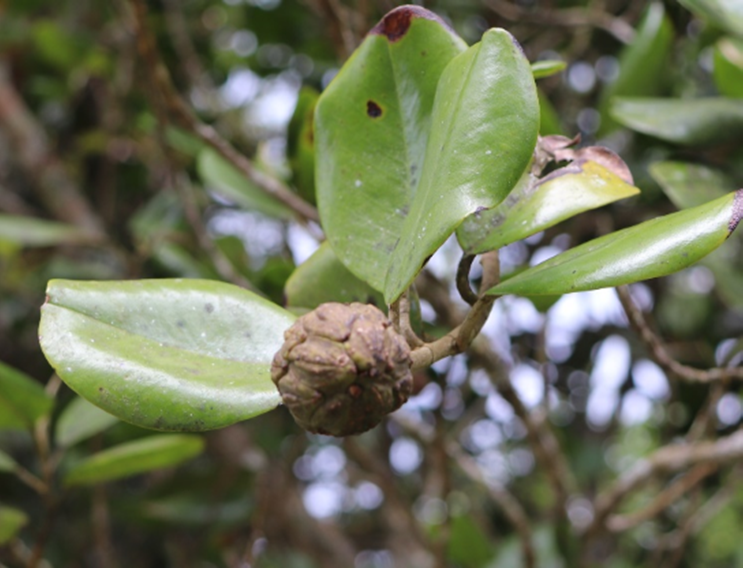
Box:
488, 190, 743, 296
384, 28, 539, 301
63, 434, 204, 486
39, 279, 294, 431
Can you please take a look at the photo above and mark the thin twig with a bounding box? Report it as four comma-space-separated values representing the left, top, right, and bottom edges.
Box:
127, 0, 319, 223
588, 427, 743, 537
446, 442, 537, 568
456, 254, 478, 306
618, 285, 743, 382
486, 0, 636, 44
399, 290, 425, 348
605, 462, 718, 532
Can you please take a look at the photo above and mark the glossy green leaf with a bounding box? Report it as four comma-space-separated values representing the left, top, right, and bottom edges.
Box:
713, 37, 743, 97
648, 161, 743, 309
197, 148, 293, 219
488, 190, 743, 296
385, 28, 539, 302
285, 242, 384, 310
531, 60, 565, 79
679, 0, 743, 37
0, 450, 16, 473
0, 505, 28, 545
611, 97, 743, 145
598, 3, 674, 134
0, 214, 97, 247
649, 161, 731, 209
315, 7, 468, 294
55, 396, 119, 448
0, 361, 53, 431
39, 279, 295, 431
457, 160, 640, 254
63, 434, 204, 486
287, 86, 319, 205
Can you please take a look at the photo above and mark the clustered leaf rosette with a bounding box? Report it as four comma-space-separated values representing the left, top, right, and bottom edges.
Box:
270, 302, 413, 437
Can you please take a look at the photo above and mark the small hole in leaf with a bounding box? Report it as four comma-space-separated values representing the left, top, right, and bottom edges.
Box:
367, 101, 382, 118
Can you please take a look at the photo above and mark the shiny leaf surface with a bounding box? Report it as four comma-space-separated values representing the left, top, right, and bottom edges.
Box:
679, 0, 743, 36
316, 6, 467, 293
713, 37, 743, 97
39, 279, 295, 431
611, 97, 743, 145
63, 434, 204, 486
488, 191, 743, 296
531, 60, 565, 79
458, 160, 640, 254
384, 28, 539, 301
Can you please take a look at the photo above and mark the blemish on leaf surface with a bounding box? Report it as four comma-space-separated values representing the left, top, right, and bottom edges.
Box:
367, 101, 382, 118
369, 5, 447, 42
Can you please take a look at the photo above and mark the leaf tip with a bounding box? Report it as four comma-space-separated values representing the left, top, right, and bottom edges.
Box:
369, 5, 449, 42
730, 189, 743, 235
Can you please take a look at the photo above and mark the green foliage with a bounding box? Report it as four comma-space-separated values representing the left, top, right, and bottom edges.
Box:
39, 279, 293, 431
0, 361, 53, 431
63, 434, 204, 486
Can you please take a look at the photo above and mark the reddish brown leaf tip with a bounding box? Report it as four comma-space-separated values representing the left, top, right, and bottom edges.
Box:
370, 5, 446, 42
730, 189, 743, 234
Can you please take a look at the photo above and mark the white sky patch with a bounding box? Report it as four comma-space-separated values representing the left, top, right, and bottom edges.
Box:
389, 437, 423, 475
303, 481, 346, 518
632, 359, 670, 401
286, 222, 320, 264
619, 389, 653, 426
219, 67, 261, 107
511, 363, 544, 408
406, 382, 442, 411
717, 393, 742, 426
245, 71, 301, 131
587, 334, 631, 428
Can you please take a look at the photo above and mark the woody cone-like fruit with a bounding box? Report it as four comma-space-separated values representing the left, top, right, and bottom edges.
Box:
271, 302, 413, 436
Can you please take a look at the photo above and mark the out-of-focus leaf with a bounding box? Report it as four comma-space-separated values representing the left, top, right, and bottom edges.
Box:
531, 60, 565, 79
285, 242, 384, 309
0, 214, 97, 247
679, 0, 743, 37
385, 28, 539, 302
287, 86, 318, 205
197, 148, 293, 219
0, 361, 53, 431
39, 279, 294, 431
141, 494, 252, 525
713, 37, 743, 97
649, 161, 732, 208
538, 90, 563, 135
447, 514, 494, 568
31, 20, 84, 70
611, 97, 743, 145
599, 3, 674, 134
315, 6, 467, 295
63, 434, 204, 486
0, 450, 16, 472
0, 505, 28, 545
488, 191, 743, 296
55, 396, 119, 448
458, 160, 640, 254
166, 126, 206, 157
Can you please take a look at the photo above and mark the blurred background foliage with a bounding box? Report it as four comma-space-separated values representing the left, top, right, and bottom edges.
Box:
0, 0, 742, 567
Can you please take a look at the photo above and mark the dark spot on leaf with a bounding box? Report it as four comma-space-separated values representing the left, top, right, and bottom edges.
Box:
367, 100, 382, 118
245, 331, 252, 339
421, 50, 427, 57
205, 303, 215, 313
98, 387, 105, 393
369, 6, 444, 42
176, 320, 185, 328
729, 189, 743, 235
475, 206, 488, 215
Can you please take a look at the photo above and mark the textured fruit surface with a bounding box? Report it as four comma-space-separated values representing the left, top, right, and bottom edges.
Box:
271, 303, 412, 436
